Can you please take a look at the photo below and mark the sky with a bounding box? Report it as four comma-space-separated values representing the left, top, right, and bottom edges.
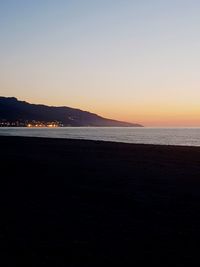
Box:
1, 0, 200, 126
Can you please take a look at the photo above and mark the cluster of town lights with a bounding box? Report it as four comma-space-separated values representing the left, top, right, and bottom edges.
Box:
27, 123, 58, 127
0, 120, 64, 127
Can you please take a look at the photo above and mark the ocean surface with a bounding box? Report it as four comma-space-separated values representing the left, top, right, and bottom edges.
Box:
1, 127, 200, 146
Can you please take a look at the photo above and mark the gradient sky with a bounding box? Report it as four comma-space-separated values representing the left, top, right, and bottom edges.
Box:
1, 0, 200, 126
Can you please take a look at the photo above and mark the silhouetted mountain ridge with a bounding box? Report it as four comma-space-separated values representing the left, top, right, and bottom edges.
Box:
0, 97, 143, 127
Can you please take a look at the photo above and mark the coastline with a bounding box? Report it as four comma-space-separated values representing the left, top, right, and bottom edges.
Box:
1, 136, 200, 266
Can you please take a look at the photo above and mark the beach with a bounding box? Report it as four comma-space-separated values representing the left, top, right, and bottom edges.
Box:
1, 136, 200, 266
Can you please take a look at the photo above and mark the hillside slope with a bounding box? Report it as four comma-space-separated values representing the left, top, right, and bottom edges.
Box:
0, 97, 142, 127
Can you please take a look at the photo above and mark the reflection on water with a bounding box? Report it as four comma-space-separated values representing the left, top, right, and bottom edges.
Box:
0, 127, 200, 146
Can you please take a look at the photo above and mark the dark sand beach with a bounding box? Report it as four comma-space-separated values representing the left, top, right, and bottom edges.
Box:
1, 136, 200, 266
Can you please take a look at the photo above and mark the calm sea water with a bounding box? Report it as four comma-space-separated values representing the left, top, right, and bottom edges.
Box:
1, 127, 200, 146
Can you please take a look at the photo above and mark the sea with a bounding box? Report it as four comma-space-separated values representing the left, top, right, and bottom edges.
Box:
1, 127, 200, 147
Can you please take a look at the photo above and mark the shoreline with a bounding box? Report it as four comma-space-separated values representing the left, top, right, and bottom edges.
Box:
1, 134, 200, 149
1, 126, 200, 148
1, 136, 200, 266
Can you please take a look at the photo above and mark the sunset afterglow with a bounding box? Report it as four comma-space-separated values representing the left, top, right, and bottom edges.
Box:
1, 0, 200, 126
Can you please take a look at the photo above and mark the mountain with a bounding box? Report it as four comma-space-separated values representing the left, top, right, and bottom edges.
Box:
0, 97, 143, 127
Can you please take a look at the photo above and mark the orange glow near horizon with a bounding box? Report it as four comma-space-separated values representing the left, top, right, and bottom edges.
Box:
13, 95, 200, 127
1, 1, 200, 127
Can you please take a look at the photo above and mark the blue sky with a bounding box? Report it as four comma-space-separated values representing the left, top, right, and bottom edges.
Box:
1, 0, 200, 126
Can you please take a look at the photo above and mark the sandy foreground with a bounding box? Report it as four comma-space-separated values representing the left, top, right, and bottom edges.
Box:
1, 136, 200, 266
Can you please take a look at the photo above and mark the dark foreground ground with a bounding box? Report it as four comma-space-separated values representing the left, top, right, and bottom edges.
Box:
1, 136, 200, 266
